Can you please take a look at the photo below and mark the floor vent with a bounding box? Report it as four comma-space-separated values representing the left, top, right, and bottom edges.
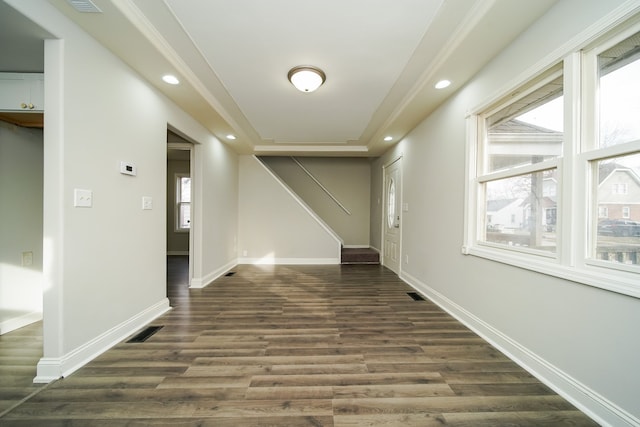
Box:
127, 326, 163, 343
407, 292, 425, 301
225, 271, 236, 276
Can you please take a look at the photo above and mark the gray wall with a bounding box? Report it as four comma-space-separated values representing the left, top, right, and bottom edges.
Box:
372, 0, 639, 424
10, 0, 239, 380
0, 121, 43, 333
238, 156, 340, 264
261, 156, 370, 246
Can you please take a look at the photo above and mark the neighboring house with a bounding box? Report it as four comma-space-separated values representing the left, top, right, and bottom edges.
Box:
598, 167, 640, 221
486, 198, 524, 230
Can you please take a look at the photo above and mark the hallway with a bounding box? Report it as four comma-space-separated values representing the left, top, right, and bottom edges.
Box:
0, 260, 597, 426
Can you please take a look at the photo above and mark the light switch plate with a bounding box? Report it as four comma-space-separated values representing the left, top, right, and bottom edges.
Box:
142, 196, 153, 210
74, 189, 93, 207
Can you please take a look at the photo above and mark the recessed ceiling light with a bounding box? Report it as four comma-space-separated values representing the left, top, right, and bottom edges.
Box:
384, 136, 393, 141
162, 75, 180, 85
226, 134, 237, 140
435, 80, 451, 89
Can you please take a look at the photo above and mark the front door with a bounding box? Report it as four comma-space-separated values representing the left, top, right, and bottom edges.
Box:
383, 158, 402, 274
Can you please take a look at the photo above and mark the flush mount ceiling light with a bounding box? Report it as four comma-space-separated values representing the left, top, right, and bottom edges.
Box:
162, 74, 180, 85
435, 79, 451, 89
287, 66, 326, 93
226, 134, 237, 140
384, 136, 393, 141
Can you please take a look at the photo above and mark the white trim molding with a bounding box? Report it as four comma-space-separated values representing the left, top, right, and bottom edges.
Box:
238, 257, 340, 265
0, 311, 42, 336
400, 270, 640, 427
190, 259, 237, 288
34, 298, 171, 383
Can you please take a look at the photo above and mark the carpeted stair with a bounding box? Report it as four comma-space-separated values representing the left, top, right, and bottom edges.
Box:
341, 247, 380, 264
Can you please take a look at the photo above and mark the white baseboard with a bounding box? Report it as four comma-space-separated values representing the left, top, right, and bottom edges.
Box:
0, 311, 42, 335
190, 259, 237, 289
34, 298, 171, 383
343, 245, 373, 249
238, 257, 340, 265
400, 271, 639, 427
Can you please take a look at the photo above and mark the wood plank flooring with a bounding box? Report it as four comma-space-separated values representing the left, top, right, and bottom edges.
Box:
0, 258, 599, 426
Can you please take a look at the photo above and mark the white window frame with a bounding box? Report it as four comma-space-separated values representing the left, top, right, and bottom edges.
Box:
175, 173, 191, 232
463, 9, 640, 299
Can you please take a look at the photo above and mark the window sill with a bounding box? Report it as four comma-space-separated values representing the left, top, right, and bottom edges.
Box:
463, 245, 640, 299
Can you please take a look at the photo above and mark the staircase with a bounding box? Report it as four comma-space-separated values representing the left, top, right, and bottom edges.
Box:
341, 247, 380, 264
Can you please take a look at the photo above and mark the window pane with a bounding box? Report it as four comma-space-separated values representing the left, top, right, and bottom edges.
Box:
179, 203, 191, 229
483, 170, 557, 252
179, 177, 191, 203
593, 152, 640, 264
485, 76, 563, 173
598, 31, 640, 148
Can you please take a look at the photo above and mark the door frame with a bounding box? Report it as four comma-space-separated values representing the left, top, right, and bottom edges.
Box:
167, 140, 194, 287
381, 155, 403, 275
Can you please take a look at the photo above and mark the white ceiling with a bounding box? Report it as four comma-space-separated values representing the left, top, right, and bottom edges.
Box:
14, 0, 558, 156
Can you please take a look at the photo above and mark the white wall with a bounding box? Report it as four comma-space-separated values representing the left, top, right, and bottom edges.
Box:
8, 0, 239, 381
0, 121, 43, 334
373, 1, 640, 425
261, 157, 371, 246
238, 156, 340, 264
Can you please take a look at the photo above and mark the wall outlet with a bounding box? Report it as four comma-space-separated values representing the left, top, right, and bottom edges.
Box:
404, 254, 409, 264
242, 250, 248, 257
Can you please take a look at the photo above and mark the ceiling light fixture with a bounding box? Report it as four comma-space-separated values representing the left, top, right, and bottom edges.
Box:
384, 136, 393, 141
226, 134, 237, 140
288, 66, 326, 93
435, 79, 451, 89
162, 74, 180, 85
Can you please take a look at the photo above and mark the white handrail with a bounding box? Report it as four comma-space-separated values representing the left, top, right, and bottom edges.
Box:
291, 157, 351, 216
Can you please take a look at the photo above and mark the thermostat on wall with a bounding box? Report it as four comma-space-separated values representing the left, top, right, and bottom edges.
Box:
120, 161, 137, 176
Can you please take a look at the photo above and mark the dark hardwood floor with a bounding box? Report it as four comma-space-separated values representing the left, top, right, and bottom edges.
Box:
0, 257, 599, 426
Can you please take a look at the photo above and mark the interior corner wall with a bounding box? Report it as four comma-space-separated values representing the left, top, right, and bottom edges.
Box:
9, 0, 239, 380
238, 155, 340, 264
372, 0, 640, 425
0, 121, 43, 334
260, 156, 371, 246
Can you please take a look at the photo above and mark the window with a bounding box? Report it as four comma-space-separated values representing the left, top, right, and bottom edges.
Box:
476, 67, 563, 255
176, 175, 191, 231
465, 18, 640, 297
588, 28, 640, 268
591, 153, 640, 264
599, 206, 609, 218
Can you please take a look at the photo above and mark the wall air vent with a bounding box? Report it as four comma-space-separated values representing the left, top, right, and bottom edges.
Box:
67, 0, 102, 13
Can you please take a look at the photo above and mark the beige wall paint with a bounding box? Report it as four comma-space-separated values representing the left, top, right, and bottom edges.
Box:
261, 157, 370, 246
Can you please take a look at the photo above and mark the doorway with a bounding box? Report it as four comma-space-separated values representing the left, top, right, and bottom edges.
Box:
167, 134, 193, 302
382, 157, 402, 274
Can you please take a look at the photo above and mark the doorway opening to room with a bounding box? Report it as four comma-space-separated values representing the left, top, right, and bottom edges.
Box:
166, 132, 193, 304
